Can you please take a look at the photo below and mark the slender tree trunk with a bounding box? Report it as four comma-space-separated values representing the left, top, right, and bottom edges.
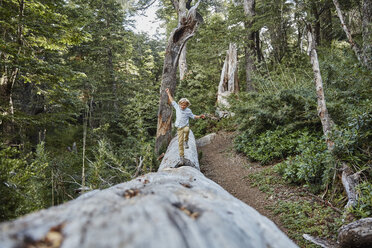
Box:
243, 0, 256, 91
108, 47, 117, 111
311, 2, 321, 46
179, 45, 188, 80
332, 0, 369, 68
307, 25, 334, 150
155, 1, 202, 154
362, 0, 372, 69
321, 0, 333, 46
82, 105, 88, 193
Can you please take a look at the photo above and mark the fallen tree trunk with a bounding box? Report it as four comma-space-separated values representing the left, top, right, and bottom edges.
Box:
158, 130, 199, 170
338, 218, 372, 248
0, 132, 297, 248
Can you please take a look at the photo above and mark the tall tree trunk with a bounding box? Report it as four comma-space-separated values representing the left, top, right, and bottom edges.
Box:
255, 31, 262, 63
320, 0, 333, 46
332, 0, 369, 68
307, 25, 334, 150
311, 1, 321, 46
243, 0, 256, 91
82, 104, 88, 193
216, 43, 239, 118
362, 0, 372, 69
155, 1, 202, 154
108, 47, 118, 111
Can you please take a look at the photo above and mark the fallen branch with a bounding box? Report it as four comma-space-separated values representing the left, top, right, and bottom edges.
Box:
305, 190, 343, 214
303, 234, 337, 248
341, 163, 361, 209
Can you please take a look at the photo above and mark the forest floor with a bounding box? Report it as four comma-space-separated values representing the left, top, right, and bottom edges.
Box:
199, 131, 343, 247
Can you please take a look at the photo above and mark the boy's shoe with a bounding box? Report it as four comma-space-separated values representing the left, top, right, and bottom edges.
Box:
179, 156, 185, 165
184, 141, 189, 149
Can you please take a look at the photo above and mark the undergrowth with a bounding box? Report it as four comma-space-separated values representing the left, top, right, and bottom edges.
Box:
232, 46, 372, 217
247, 167, 344, 247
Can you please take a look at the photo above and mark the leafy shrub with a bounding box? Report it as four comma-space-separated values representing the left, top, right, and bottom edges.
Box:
235, 127, 314, 164
232, 88, 322, 165
331, 112, 372, 169
275, 135, 336, 192
350, 181, 372, 218
231, 89, 320, 138
0, 143, 50, 221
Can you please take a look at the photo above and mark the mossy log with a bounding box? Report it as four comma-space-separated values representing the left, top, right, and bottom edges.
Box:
0, 132, 297, 248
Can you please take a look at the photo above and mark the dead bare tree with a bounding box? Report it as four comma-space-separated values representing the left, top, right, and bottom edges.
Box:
307, 25, 334, 150
216, 43, 239, 118
332, 0, 371, 69
172, 0, 193, 80
155, 0, 202, 154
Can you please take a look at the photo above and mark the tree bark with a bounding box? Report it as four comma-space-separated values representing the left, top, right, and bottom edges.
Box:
216, 43, 239, 118
362, 0, 372, 69
155, 0, 202, 154
338, 218, 372, 248
158, 130, 199, 170
341, 163, 361, 209
307, 25, 334, 150
179, 45, 188, 80
243, 0, 256, 91
0, 132, 298, 248
176, 0, 191, 80
332, 0, 370, 69
172, 0, 192, 81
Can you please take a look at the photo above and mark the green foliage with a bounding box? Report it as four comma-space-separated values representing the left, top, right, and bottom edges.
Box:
233, 88, 321, 166
232, 89, 320, 137
246, 167, 285, 194
0, 145, 27, 221
350, 181, 372, 218
0, 143, 49, 221
87, 138, 132, 189
331, 112, 372, 169
274, 136, 336, 192
236, 127, 313, 165
268, 200, 343, 247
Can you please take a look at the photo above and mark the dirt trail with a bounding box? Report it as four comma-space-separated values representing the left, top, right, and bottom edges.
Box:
199, 131, 287, 233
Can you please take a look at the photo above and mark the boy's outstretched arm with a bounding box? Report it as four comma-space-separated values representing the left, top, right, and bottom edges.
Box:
165, 88, 174, 103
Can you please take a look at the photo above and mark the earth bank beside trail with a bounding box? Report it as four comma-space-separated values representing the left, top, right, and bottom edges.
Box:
199, 132, 286, 232
199, 131, 343, 247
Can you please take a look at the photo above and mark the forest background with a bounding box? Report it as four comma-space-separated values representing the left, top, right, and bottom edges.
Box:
1, 0, 371, 245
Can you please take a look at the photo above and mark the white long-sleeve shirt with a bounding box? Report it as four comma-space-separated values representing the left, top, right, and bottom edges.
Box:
171, 101, 195, 128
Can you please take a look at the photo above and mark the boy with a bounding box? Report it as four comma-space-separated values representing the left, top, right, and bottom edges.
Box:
165, 88, 205, 164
